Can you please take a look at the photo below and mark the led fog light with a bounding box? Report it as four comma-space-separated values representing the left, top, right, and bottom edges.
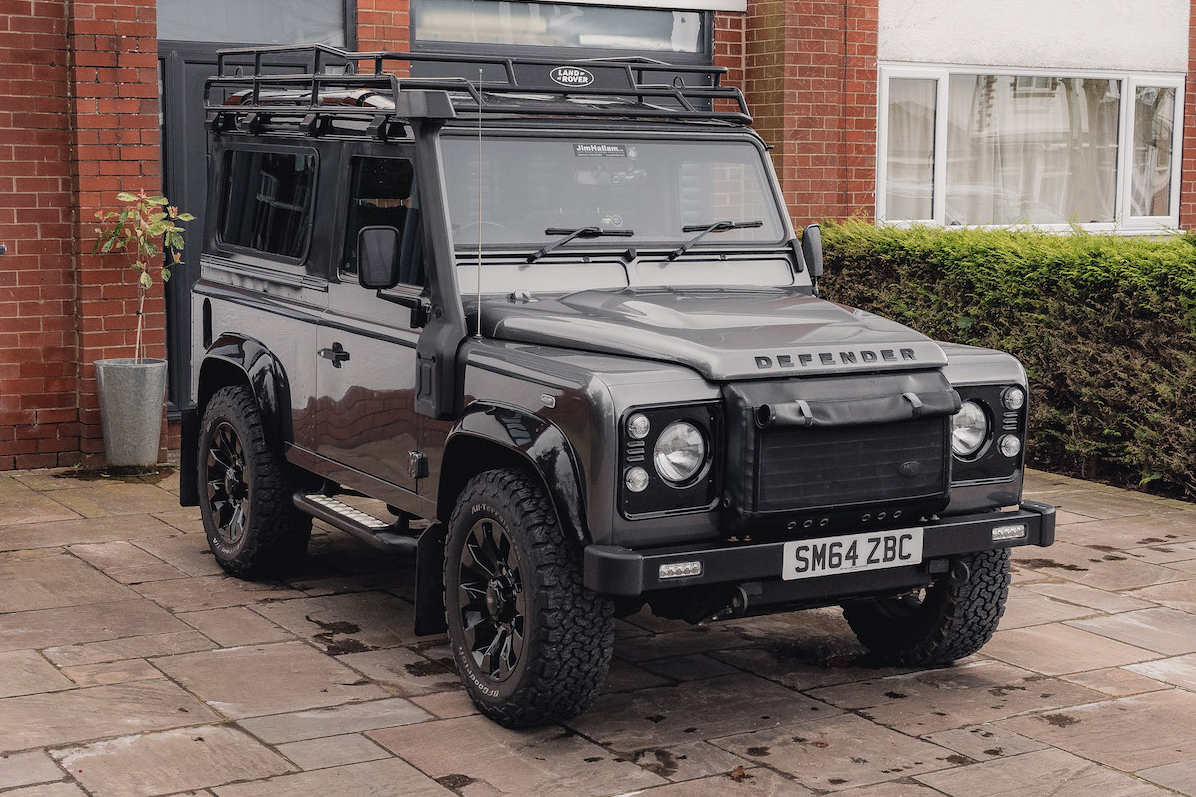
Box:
992, 524, 1027, 542
659, 561, 702, 579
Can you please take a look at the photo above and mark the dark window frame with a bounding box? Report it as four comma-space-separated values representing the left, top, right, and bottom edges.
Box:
216, 143, 321, 266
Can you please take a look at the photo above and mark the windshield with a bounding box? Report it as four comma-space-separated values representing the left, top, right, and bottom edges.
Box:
441, 136, 787, 249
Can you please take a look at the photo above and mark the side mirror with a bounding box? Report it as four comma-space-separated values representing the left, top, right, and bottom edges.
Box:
800, 223, 823, 279
358, 226, 401, 289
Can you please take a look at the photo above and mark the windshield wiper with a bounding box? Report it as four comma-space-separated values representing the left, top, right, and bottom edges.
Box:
667, 220, 763, 261
527, 227, 635, 263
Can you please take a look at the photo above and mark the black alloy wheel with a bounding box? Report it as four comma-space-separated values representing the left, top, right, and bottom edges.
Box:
444, 468, 614, 727
206, 421, 251, 547
457, 518, 527, 682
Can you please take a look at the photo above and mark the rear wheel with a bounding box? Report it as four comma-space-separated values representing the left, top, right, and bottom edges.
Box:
842, 548, 1010, 666
198, 385, 311, 578
444, 468, 614, 727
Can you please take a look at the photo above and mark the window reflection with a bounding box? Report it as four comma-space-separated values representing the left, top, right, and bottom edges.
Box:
1131, 86, 1175, 217
413, 0, 703, 54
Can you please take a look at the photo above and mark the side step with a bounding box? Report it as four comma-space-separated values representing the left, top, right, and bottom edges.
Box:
293, 493, 417, 555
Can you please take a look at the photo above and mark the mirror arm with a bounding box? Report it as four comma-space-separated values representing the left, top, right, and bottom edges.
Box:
377, 290, 431, 329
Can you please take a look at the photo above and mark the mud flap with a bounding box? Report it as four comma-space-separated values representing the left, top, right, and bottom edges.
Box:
414, 522, 448, 635
179, 408, 200, 507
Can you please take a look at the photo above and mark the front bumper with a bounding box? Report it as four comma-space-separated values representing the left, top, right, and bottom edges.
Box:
584, 500, 1055, 598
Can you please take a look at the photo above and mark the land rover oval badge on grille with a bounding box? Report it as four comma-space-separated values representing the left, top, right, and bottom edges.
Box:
899, 460, 923, 478
550, 66, 595, 87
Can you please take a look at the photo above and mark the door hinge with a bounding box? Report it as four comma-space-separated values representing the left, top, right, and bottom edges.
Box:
408, 450, 429, 479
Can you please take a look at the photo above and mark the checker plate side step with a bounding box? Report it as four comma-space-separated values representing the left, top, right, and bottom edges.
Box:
293, 493, 417, 555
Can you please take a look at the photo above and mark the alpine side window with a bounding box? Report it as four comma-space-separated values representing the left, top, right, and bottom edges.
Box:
220, 150, 316, 260
342, 157, 424, 288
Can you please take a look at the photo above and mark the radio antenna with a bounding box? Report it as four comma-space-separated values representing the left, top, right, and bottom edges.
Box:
474, 68, 484, 339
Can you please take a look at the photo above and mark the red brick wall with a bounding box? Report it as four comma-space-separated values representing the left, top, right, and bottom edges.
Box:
357, 0, 410, 76
728, 0, 878, 226
69, 0, 165, 466
0, 0, 80, 469
1181, 0, 1196, 228
0, 0, 164, 471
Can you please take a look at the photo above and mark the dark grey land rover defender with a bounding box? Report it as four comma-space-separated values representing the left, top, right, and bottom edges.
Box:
179, 44, 1055, 727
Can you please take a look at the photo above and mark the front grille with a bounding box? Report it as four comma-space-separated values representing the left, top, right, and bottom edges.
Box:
753, 417, 948, 513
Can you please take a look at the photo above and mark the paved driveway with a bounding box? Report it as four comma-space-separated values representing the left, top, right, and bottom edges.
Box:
1, 467, 1196, 797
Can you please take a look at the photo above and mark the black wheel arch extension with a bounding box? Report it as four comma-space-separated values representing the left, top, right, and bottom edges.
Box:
438, 404, 590, 547
181, 334, 293, 508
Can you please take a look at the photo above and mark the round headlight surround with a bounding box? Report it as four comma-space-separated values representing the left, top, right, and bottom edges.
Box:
952, 400, 990, 458
652, 421, 708, 486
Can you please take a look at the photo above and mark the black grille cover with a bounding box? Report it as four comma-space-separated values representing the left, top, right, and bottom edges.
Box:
722, 370, 958, 532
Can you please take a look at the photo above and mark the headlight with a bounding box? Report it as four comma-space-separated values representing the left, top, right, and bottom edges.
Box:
653, 421, 707, 484
952, 401, 989, 457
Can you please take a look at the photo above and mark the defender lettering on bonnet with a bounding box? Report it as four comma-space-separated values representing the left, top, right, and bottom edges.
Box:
754, 348, 918, 370
550, 66, 595, 87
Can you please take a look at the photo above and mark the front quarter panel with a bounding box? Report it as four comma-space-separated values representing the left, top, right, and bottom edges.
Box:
940, 342, 1028, 515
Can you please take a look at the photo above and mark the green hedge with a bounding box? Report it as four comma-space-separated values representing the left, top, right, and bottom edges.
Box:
819, 221, 1196, 497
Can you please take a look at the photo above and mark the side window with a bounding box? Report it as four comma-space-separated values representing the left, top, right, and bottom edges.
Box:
343, 157, 424, 289
220, 150, 316, 260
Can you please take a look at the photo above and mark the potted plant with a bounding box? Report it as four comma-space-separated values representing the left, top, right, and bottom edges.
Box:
91, 191, 193, 468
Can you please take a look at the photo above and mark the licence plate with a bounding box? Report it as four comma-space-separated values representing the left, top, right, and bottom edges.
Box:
782, 527, 924, 581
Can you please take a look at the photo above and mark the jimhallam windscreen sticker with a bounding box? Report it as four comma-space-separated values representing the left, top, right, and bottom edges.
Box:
573, 143, 627, 157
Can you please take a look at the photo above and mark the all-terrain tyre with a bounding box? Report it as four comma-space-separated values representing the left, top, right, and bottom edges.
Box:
198, 384, 312, 578
842, 548, 1010, 666
444, 468, 614, 728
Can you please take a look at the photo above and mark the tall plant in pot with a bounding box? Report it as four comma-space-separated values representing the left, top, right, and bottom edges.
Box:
92, 191, 193, 468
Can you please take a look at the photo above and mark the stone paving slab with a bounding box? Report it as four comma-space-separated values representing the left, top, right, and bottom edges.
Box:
153, 641, 388, 719
0, 465, 1195, 796
52, 726, 293, 797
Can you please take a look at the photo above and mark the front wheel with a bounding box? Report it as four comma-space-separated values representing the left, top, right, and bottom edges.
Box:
842, 548, 1011, 666
444, 469, 614, 727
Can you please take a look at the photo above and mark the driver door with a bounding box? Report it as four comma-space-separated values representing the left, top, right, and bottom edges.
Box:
315, 149, 426, 493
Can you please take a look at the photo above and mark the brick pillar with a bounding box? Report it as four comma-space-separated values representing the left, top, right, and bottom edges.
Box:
0, 0, 80, 469
68, 0, 165, 465
357, 0, 410, 77
743, 0, 878, 226
1180, 0, 1196, 228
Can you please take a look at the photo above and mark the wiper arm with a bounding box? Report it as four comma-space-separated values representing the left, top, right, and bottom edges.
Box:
527, 226, 635, 263
667, 220, 763, 261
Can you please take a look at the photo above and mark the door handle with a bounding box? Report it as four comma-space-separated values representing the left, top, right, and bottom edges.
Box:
318, 342, 350, 368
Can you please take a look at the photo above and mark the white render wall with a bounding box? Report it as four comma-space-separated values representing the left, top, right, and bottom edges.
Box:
879, 0, 1190, 74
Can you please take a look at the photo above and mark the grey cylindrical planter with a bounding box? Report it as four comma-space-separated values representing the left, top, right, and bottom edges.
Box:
94, 358, 168, 467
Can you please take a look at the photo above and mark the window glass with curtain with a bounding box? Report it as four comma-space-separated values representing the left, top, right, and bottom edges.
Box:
1131, 86, 1176, 217
886, 78, 937, 221
945, 75, 1120, 226
879, 67, 1182, 231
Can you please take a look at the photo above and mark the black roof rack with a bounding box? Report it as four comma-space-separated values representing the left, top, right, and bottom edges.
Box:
204, 43, 752, 135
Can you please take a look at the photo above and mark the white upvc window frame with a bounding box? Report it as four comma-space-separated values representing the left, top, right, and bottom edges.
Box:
876, 63, 1185, 234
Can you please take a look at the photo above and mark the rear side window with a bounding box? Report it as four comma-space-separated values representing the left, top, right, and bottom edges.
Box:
220, 150, 316, 260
